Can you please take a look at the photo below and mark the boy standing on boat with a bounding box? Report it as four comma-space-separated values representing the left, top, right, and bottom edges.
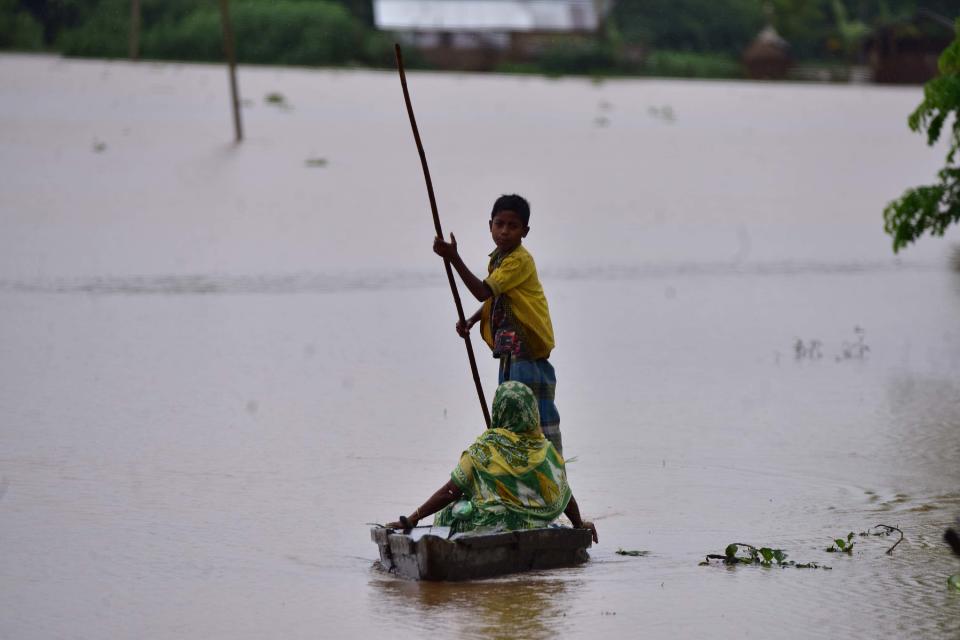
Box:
432, 194, 562, 454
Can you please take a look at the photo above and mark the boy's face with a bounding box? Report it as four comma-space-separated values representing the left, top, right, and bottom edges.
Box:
489, 210, 529, 253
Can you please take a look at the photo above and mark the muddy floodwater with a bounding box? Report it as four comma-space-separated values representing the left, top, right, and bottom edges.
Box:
2, 55, 959, 638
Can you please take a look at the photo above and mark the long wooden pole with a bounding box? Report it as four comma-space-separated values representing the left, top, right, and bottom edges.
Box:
128, 0, 141, 61
218, 0, 243, 142
394, 44, 491, 429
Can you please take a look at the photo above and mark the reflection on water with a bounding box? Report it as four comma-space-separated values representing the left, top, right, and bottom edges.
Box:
369, 571, 580, 639
884, 375, 960, 489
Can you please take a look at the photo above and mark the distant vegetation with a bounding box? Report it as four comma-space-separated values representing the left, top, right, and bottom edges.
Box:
3, 0, 393, 66
883, 19, 960, 252
0, 0, 43, 49
0, 0, 957, 78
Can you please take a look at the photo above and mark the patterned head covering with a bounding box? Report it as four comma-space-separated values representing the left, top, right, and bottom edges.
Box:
491, 381, 541, 434
433, 381, 570, 534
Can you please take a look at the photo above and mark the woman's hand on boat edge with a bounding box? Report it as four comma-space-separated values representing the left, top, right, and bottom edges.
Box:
385, 513, 421, 530
581, 521, 599, 543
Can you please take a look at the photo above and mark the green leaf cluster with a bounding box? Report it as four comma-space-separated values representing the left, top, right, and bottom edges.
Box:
0, 0, 44, 50
725, 542, 788, 566
50, 0, 389, 67
699, 542, 830, 569
826, 531, 856, 553
884, 19, 960, 253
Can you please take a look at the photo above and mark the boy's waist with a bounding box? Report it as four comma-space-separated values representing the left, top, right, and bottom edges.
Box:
485, 329, 554, 360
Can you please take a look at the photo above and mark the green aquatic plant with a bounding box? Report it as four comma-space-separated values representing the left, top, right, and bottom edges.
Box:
883, 19, 960, 253
726, 543, 786, 566
699, 543, 829, 569
826, 532, 856, 553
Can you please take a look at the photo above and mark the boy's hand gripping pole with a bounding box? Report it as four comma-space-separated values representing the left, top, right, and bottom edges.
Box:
394, 44, 491, 429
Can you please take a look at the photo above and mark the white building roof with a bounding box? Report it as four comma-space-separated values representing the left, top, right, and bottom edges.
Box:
374, 0, 604, 32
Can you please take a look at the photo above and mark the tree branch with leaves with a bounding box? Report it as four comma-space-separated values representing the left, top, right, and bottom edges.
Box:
884, 19, 960, 253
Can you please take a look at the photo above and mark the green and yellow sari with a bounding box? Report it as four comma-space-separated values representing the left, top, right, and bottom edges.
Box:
434, 381, 571, 534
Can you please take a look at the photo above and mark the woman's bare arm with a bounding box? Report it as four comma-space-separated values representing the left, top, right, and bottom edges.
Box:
386, 479, 463, 529
564, 494, 599, 543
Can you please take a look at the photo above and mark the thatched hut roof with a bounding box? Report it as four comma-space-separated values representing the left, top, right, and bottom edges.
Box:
743, 24, 791, 80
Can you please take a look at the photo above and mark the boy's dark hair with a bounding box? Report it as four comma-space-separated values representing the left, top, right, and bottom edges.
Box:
491, 194, 530, 226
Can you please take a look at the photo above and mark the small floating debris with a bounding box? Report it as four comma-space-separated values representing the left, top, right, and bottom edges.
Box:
859, 524, 904, 555
836, 326, 870, 361
648, 105, 675, 123
92, 139, 107, 153
305, 157, 328, 168
946, 526, 960, 557
794, 338, 823, 360
947, 526, 959, 590
265, 92, 291, 109
615, 549, 649, 557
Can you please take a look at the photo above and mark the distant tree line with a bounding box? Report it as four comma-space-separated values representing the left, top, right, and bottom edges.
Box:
1, 0, 394, 66
612, 0, 956, 60
0, 0, 956, 73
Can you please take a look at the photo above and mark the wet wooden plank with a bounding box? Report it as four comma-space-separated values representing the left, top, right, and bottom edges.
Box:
371, 526, 591, 581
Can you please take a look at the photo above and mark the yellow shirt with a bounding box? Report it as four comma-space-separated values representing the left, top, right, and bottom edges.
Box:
479, 245, 555, 360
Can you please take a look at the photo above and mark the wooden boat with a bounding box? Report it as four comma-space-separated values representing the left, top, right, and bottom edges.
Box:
371, 525, 592, 581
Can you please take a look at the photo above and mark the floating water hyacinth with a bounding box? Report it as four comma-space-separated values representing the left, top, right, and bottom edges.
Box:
700, 542, 830, 569
826, 532, 856, 553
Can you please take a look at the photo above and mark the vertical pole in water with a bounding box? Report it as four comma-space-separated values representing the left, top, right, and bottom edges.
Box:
128, 0, 141, 61
218, 0, 243, 142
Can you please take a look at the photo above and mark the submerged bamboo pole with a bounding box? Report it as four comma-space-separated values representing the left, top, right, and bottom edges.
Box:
128, 0, 141, 60
394, 44, 491, 429
218, 0, 243, 142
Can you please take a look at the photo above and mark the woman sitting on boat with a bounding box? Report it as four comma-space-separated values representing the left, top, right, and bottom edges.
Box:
386, 381, 598, 542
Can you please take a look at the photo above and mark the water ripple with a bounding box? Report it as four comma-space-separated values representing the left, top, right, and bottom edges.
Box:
0, 259, 935, 296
